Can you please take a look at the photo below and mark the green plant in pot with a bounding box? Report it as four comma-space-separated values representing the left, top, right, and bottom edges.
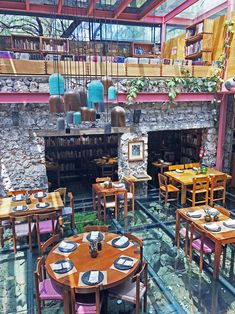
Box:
200, 165, 207, 174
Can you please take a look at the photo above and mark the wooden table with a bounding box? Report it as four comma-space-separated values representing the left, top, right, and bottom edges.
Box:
0, 191, 64, 247
92, 182, 128, 219
45, 232, 141, 313
164, 168, 231, 204
123, 174, 152, 183
176, 205, 235, 279
152, 161, 172, 174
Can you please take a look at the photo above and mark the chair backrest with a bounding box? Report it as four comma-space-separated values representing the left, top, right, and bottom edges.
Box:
103, 191, 118, 207
54, 187, 67, 204
190, 223, 207, 250
168, 164, 185, 171
71, 285, 102, 314
124, 232, 143, 264
132, 262, 148, 306
214, 205, 230, 217
96, 177, 111, 183
192, 176, 209, 191
101, 165, 114, 178
8, 190, 27, 197
158, 173, 168, 189
123, 177, 135, 195
84, 225, 109, 232
28, 188, 47, 195
41, 233, 60, 255
185, 162, 200, 169
210, 174, 227, 190
10, 213, 33, 238
34, 256, 46, 303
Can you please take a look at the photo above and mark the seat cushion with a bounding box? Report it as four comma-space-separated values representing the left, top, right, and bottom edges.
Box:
192, 238, 215, 254
109, 280, 146, 303
160, 184, 179, 192
76, 303, 97, 314
180, 227, 200, 240
15, 222, 35, 237
100, 199, 116, 208
62, 206, 72, 216
75, 293, 100, 314
117, 192, 133, 200
39, 278, 63, 300
38, 220, 57, 234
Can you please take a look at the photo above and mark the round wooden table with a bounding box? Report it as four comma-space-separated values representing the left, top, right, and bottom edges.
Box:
45, 232, 141, 291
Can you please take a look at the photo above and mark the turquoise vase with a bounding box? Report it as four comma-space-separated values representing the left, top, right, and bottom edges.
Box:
74, 112, 81, 125
87, 80, 104, 108
49, 73, 65, 95
108, 86, 117, 101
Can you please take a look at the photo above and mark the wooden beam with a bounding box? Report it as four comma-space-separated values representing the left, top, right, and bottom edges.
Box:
138, 0, 166, 21
57, 0, 64, 14
164, 0, 199, 23
113, 0, 133, 19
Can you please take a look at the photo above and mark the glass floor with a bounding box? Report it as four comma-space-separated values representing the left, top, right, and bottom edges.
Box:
1, 185, 235, 314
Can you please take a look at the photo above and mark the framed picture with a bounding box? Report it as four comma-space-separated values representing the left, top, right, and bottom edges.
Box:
128, 140, 144, 162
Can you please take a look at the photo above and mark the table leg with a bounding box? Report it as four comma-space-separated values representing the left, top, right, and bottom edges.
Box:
175, 212, 180, 248
181, 184, 187, 204
0, 221, 4, 248
213, 242, 222, 279
92, 188, 96, 210
124, 191, 128, 218
98, 194, 101, 220
63, 289, 71, 314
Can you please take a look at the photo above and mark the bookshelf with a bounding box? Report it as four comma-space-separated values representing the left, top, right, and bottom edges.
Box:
185, 19, 214, 64
45, 134, 118, 180
131, 42, 160, 58
180, 129, 202, 163
11, 34, 40, 52
40, 37, 69, 54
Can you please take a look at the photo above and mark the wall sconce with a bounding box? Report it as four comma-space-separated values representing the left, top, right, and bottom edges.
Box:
12, 111, 19, 126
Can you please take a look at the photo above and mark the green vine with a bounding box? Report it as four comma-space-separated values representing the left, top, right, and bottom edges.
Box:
126, 77, 150, 103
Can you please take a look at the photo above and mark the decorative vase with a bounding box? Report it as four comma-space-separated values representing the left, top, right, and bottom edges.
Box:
74, 112, 81, 125
87, 80, 104, 108
57, 117, 65, 130
111, 106, 126, 127
225, 77, 235, 92
214, 215, 219, 221
108, 86, 117, 101
49, 73, 65, 95
49, 95, 64, 113
200, 166, 207, 174
64, 90, 81, 112
66, 111, 74, 124
77, 87, 87, 107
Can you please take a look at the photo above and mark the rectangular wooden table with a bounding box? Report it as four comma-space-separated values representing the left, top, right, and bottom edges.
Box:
0, 191, 64, 247
176, 205, 235, 279
164, 168, 231, 204
92, 182, 128, 219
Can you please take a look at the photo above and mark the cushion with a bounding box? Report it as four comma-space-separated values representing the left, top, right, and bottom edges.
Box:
76, 304, 97, 314
180, 227, 200, 240
109, 280, 146, 303
192, 238, 215, 254
62, 207, 72, 216
100, 199, 116, 208
38, 220, 57, 234
39, 278, 63, 300
15, 222, 35, 237
117, 192, 133, 200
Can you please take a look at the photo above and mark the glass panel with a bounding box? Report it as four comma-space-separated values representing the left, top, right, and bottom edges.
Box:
96, 0, 120, 10
176, 0, 226, 19
64, 0, 88, 7
152, 0, 186, 17
166, 25, 186, 41
128, 0, 149, 8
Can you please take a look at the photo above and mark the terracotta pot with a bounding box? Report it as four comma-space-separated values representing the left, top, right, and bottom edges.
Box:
64, 90, 81, 111
111, 106, 126, 127
49, 95, 64, 113
81, 107, 90, 121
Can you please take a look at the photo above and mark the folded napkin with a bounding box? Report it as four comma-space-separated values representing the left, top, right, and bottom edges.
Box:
88, 271, 99, 284
39, 202, 46, 207
16, 205, 24, 211
15, 194, 22, 201
59, 241, 75, 250
224, 220, 235, 227
117, 258, 134, 267
187, 210, 201, 217
52, 261, 71, 271
37, 192, 44, 198
90, 231, 99, 240
204, 223, 219, 231
208, 208, 220, 216
115, 236, 129, 247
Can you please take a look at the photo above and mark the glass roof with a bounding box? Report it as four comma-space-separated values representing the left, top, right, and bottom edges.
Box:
152, 0, 186, 17
176, 0, 226, 19
96, 0, 120, 10
128, 0, 149, 9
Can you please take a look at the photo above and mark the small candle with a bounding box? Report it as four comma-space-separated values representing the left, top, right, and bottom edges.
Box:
74, 112, 81, 125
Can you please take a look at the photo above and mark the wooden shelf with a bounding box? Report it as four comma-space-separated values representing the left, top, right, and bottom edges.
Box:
185, 51, 203, 59
185, 33, 204, 45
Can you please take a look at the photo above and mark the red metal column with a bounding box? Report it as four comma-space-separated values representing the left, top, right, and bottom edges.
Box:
215, 95, 228, 170
161, 22, 166, 57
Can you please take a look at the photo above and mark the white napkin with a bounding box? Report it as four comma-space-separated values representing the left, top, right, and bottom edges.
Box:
208, 208, 219, 215
117, 258, 126, 265
224, 220, 235, 227
39, 202, 46, 207
187, 210, 201, 217
15, 195, 22, 201
90, 231, 99, 240
59, 241, 74, 250
37, 192, 44, 198
88, 271, 99, 283
205, 223, 219, 231
16, 205, 24, 211
52, 263, 63, 271
115, 236, 129, 247
123, 260, 134, 267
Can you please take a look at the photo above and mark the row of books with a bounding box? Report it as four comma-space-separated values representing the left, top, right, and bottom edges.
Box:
41, 42, 68, 52
186, 22, 204, 38
185, 41, 202, 56
13, 39, 40, 51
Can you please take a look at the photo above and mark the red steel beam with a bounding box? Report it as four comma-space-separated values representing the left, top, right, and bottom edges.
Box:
113, 0, 133, 19
25, 0, 30, 11
57, 0, 64, 14
193, 1, 228, 24
215, 95, 227, 170
87, 0, 96, 17
138, 0, 166, 21
164, 0, 199, 23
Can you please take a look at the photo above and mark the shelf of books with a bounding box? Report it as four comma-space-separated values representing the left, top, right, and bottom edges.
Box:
180, 130, 202, 163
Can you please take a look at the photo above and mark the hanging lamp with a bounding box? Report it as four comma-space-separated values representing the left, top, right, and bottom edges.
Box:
111, 106, 126, 127
101, 76, 113, 95
76, 86, 88, 107
48, 74, 65, 113
64, 90, 81, 112
108, 85, 117, 101
87, 80, 104, 108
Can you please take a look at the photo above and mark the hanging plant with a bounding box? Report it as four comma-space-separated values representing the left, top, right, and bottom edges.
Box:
126, 77, 150, 103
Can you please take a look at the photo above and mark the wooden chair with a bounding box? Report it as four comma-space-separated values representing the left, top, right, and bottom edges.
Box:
10, 213, 35, 254
7, 189, 27, 197
187, 176, 209, 207
84, 225, 109, 232
101, 165, 115, 180
96, 177, 111, 183
184, 163, 200, 169
168, 164, 185, 171
100, 191, 118, 224
34, 212, 59, 255
40, 233, 60, 255
34, 255, 63, 314
214, 204, 230, 217
124, 232, 143, 265
189, 223, 215, 273
209, 174, 227, 206
70, 285, 102, 314
122, 177, 135, 211
158, 173, 179, 204
109, 262, 148, 314
54, 187, 67, 204
59, 192, 75, 230
179, 220, 201, 257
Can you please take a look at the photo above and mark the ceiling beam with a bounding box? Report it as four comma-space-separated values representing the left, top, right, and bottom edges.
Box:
138, 0, 166, 21
57, 0, 64, 14
113, 0, 132, 19
164, 0, 199, 23
193, 1, 228, 24
87, 0, 96, 17
25, 0, 30, 11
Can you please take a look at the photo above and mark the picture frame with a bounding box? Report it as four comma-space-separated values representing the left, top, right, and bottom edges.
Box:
128, 140, 144, 162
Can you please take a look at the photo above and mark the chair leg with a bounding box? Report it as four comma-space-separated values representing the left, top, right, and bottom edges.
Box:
222, 244, 227, 269
132, 197, 135, 211
36, 299, 42, 314
143, 292, 147, 312
199, 251, 203, 273
70, 215, 75, 230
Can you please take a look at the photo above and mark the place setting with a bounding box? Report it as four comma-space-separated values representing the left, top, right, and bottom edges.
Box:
33, 191, 47, 201
79, 270, 107, 287
83, 231, 104, 243
186, 210, 203, 219
110, 255, 138, 273
35, 202, 50, 209
50, 258, 77, 279
11, 205, 29, 212
12, 194, 25, 202
107, 235, 134, 250
53, 240, 79, 257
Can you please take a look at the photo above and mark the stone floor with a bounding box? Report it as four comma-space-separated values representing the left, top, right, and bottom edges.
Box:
1, 184, 235, 313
